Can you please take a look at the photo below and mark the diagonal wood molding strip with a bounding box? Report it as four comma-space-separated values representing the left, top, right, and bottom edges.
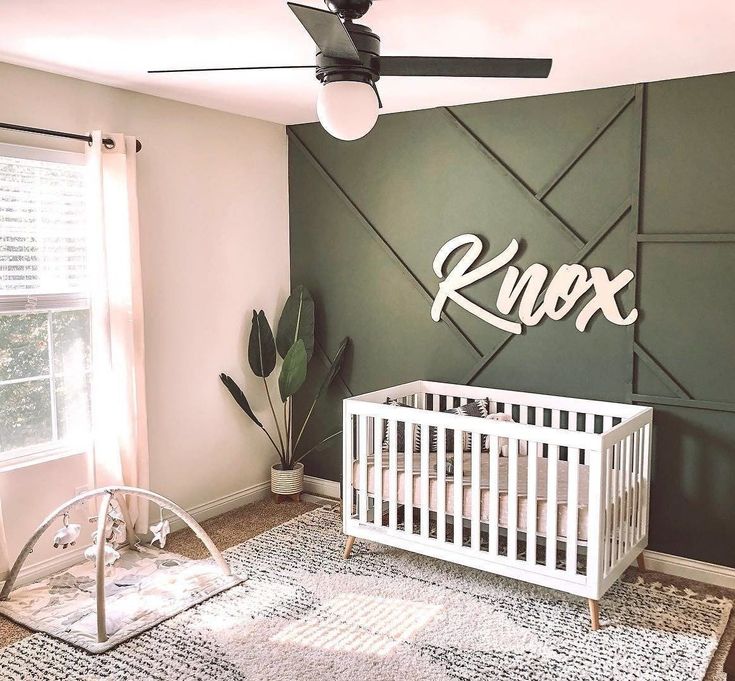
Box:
462, 198, 632, 384
316, 339, 353, 397
633, 341, 691, 400
536, 87, 637, 201
287, 128, 483, 359
442, 107, 585, 250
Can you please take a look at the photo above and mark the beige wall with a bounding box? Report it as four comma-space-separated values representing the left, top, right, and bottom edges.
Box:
0, 62, 290, 569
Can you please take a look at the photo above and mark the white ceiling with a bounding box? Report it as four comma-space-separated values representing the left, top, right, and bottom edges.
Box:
2, 1, 735, 125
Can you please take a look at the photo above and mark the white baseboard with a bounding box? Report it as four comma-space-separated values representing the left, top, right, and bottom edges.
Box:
303, 475, 340, 502
643, 550, 735, 590
165, 480, 272, 532
11, 546, 89, 589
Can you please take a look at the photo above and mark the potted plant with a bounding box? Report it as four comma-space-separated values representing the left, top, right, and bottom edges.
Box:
219, 285, 349, 501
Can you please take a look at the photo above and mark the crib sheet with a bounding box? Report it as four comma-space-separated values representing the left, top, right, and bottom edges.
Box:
353, 453, 590, 541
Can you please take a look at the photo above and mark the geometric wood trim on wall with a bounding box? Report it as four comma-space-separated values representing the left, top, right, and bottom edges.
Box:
290, 83, 735, 415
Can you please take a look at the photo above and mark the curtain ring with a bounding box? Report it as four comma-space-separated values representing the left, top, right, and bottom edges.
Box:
102, 138, 116, 150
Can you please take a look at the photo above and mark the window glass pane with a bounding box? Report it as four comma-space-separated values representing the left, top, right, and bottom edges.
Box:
52, 309, 90, 375
0, 379, 52, 451
0, 312, 49, 381
55, 373, 91, 440
0, 155, 87, 295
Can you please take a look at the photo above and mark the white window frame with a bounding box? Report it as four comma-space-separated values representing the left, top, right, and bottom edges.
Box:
0, 142, 92, 469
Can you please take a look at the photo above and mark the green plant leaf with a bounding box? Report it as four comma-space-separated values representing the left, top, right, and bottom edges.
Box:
315, 337, 349, 401
248, 310, 276, 378
276, 285, 315, 361
219, 373, 262, 428
295, 430, 342, 463
278, 339, 307, 402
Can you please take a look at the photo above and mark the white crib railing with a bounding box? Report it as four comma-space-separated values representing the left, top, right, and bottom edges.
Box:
343, 380, 653, 603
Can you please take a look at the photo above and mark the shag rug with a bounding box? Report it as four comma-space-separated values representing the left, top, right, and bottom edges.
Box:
0, 507, 730, 680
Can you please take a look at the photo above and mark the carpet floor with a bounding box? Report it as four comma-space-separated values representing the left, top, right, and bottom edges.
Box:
0, 503, 733, 680
0, 498, 732, 680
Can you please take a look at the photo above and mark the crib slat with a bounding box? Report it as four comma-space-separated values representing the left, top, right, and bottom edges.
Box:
618, 437, 629, 561
404, 420, 413, 536
551, 409, 561, 429
519, 405, 529, 425
642, 423, 652, 535
546, 444, 559, 569
614, 437, 623, 562
603, 446, 613, 574
631, 430, 640, 545
623, 434, 633, 553
636, 427, 645, 542
526, 442, 538, 567
585, 413, 595, 433
388, 420, 398, 531
358, 415, 368, 524
508, 438, 519, 561
471, 431, 481, 551
566, 446, 580, 575
488, 434, 499, 557
437, 426, 447, 543
420, 423, 430, 539
568, 411, 577, 432
603, 415, 613, 433
374, 417, 383, 527
453, 428, 463, 546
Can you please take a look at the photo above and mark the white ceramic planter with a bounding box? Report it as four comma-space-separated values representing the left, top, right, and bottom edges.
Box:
271, 462, 304, 496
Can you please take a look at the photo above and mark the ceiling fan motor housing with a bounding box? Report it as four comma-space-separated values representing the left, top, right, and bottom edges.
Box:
316, 21, 380, 86
324, 0, 372, 20
316, 21, 380, 85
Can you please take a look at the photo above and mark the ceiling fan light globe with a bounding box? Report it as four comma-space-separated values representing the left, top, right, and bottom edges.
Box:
317, 80, 378, 141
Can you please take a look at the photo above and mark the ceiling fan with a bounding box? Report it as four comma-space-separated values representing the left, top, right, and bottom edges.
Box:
150, 0, 552, 141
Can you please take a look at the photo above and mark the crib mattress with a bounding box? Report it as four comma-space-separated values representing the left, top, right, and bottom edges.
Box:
353, 453, 590, 541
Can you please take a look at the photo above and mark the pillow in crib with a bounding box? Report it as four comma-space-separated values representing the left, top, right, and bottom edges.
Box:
482, 412, 528, 456
435, 398, 489, 452
381, 398, 416, 452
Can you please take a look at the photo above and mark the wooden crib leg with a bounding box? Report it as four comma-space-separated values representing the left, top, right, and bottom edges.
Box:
588, 599, 600, 631
637, 552, 646, 572
343, 536, 356, 560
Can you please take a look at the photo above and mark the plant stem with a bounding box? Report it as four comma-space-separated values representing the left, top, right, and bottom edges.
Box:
293, 396, 318, 453
260, 426, 286, 468
262, 376, 285, 458
294, 430, 341, 463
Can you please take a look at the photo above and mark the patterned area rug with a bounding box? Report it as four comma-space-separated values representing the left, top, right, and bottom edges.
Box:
0, 507, 730, 680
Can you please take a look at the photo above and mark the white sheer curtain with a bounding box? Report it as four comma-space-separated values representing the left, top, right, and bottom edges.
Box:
86, 131, 149, 532
0, 499, 9, 581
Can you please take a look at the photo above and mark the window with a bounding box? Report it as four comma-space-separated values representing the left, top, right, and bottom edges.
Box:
0, 143, 91, 462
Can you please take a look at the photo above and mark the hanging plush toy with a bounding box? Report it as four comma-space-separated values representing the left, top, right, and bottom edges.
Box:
149, 507, 170, 549
83, 501, 128, 567
52, 514, 81, 549
84, 543, 121, 567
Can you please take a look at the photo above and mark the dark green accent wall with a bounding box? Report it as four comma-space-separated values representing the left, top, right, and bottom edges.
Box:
288, 72, 735, 567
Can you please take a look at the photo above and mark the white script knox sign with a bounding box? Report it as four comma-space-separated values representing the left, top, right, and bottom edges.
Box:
431, 234, 638, 335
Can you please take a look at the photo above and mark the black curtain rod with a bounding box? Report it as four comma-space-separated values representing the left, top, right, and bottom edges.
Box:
0, 122, 142, 153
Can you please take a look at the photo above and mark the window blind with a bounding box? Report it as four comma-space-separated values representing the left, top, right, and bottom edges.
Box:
0, 155, 87, 296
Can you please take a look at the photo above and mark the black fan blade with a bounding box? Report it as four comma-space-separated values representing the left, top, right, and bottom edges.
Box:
148, 65, 315, 74
287, 2, 360, 62
380, 57, 552, 78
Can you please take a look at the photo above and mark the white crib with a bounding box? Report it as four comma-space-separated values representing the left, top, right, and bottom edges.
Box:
341, 380, 653, 630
